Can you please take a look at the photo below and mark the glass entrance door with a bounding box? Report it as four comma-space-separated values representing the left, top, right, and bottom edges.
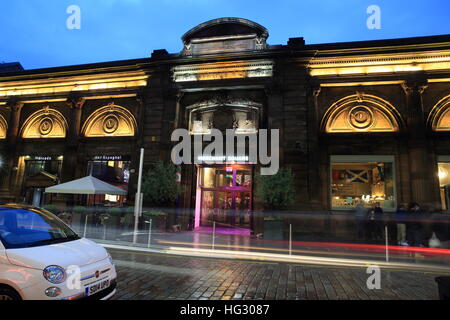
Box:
198, 165, 252, 229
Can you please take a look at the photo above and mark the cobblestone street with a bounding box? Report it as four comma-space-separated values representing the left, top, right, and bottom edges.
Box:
109, 248, 441, 300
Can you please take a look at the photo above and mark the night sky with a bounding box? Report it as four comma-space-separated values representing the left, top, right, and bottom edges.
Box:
2, 0, 450, 70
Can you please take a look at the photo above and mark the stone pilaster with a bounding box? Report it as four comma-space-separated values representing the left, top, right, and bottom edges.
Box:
6, 100, 24, 148
306, 83, 322, 209
60, 96, 85, 185
402, 79, 440, 210
174, 91, 184, 130
0, 100, 24, 201
66, 95, 85, 146
264, 83, 284, 165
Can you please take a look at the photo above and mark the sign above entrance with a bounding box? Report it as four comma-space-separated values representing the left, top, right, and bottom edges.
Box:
90, 155, 131, 161
171, 128, 279, 175
24, 155, 62, 161
197, 155, 249, 163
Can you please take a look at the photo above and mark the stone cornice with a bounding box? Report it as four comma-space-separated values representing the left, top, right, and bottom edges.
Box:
308, 50, 450, 76
172, 60, 274, 82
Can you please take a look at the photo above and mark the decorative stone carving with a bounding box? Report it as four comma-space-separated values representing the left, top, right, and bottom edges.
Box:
213, 108, 236, 133
0, 114, 7, 139
323, 94, 400, 133
82, 104, 137, 137
21, 107, 67, 138
188, 94, 262, 110
401, 80, 428, 95
255, 36, 266, 50
66, 95, 86, 109
102, 115, 119, 134
38, 117, 53, 136
428, 94, 450, 131
348, 106, 374, 130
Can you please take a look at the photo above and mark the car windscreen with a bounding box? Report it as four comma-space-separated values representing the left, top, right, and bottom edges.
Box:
0, 207, 79, 249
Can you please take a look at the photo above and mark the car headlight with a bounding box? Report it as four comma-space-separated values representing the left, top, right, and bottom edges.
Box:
43, 265, 66, 284
107, 253, 114, 265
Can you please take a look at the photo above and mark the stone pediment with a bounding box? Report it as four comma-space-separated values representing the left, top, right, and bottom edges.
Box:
181, 18, 269, 56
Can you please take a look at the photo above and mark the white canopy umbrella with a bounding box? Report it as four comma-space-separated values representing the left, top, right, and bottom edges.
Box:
45, 175, 127, 195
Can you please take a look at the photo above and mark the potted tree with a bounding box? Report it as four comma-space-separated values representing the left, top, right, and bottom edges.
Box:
255, 167, 296, 240
141, 161, 180, 232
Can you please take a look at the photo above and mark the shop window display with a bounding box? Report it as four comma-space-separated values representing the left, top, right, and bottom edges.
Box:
331, 162, 395, 209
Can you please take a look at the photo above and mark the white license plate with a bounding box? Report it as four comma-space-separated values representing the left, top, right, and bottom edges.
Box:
85, 278, 110, 297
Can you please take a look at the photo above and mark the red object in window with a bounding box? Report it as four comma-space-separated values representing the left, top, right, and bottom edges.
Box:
332, 170, 340, 181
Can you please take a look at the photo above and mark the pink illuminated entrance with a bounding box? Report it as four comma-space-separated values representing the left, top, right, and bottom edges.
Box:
195, 165, 253, 233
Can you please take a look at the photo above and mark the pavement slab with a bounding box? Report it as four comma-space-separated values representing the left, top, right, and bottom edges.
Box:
108, 248, 441, 300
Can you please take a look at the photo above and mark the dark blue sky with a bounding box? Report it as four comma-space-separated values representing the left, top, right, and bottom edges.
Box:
2, 0, 450, 70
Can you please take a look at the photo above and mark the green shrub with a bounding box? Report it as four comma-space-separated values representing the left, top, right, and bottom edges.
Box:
43, 204, 58, 213
255, 167, 296, 210
143, 211, 167, 217
108, 207, 122, 216
142, 161, 179, 207
125, 206, 135, 214
73, 206, 87, 214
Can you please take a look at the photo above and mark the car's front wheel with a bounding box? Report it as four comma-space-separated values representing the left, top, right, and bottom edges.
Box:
0, 287, 22, 300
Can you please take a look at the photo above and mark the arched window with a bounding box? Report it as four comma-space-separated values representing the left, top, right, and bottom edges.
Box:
21, 107, 67, 139
0, 114, 7, 139
82, 104, 137, 137
321, 94, 401, 133
428, 94, 450, 131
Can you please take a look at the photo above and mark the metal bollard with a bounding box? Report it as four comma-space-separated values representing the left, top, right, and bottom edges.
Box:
83, 214, 88, 238
212, 221, 216, 251
147, 219, 152, 248
385, 225, 389, 262
289, 224, 292, 256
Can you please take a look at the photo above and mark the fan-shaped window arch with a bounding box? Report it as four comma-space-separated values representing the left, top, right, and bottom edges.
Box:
0, 114, 7, 139
321, 94, 401, 133
82, 104, 137, 137
21, 107, 67, 139
428, 94, 450, 131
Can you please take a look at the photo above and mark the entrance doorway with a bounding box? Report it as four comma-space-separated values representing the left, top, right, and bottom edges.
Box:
196, 165, 253, 231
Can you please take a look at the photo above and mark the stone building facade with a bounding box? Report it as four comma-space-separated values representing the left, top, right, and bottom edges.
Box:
1, 18, 450, 235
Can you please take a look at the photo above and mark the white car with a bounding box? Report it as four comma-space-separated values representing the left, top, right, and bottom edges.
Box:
0, 204, 117, 300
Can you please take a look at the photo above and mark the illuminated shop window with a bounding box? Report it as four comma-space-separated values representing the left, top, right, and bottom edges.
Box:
330, 156, 396, 210
105, 194, 118, 202
24, 158, 62, 178
87, 160, 130, 185
437, 162, 450, 211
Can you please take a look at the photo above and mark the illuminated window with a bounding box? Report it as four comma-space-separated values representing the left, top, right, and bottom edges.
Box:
105, 194, 118, 202
330, 156, 396, 210
82, 104, 136, 137
437, 160, 450, 211
322, 94, 400, 133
